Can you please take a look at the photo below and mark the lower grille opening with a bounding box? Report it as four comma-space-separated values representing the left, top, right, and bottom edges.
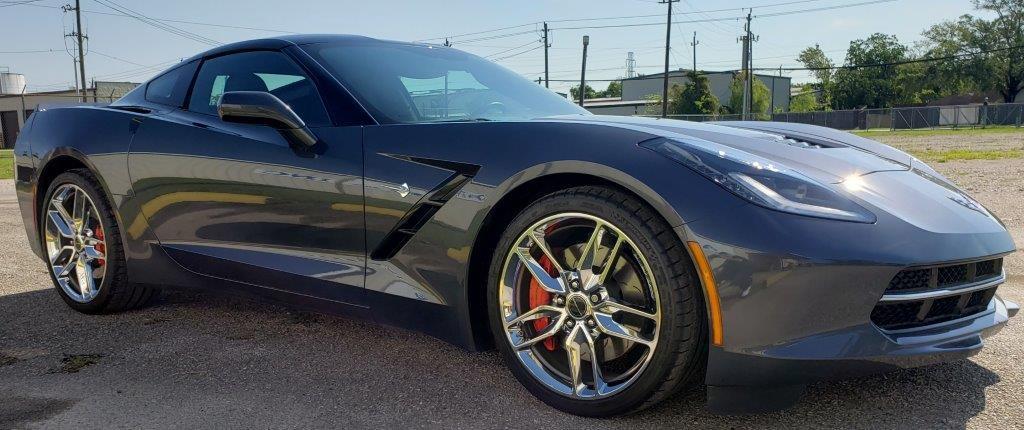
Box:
871, 287, 997, 331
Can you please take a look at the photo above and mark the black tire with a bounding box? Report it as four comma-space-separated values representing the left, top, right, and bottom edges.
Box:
487, 185, 706, 417
40, 169, 155, 313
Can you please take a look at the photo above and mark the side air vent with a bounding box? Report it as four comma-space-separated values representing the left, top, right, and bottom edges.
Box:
370, 156, 479, 261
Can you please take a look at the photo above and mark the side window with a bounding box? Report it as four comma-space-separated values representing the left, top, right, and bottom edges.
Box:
144, 60, 198, 107
187, 51, 330, 127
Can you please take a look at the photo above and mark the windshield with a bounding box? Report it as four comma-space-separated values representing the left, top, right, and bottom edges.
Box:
302, 40, 589, 124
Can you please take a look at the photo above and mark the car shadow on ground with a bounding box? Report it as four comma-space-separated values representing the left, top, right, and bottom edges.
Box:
0, 287, 999, 429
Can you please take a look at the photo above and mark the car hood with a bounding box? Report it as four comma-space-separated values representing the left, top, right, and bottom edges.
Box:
539, 115, 1007, 234
542, 115, 908, 184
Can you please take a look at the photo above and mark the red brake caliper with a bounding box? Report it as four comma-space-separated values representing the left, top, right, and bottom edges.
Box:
94, 225, 106, 266
528, 225, 559, 351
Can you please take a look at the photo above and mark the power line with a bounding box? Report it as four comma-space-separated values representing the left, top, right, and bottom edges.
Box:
484, 40, 540, 59
0, 48, 60, 53
93, 0, 220, 45
754, 0, 896, 18
417, 0, 852, 44
0, 0, 43, 7
493, 45, 543, 61
759, 43, 1024, 71
12, 1, 295, 33
553, 16, 744, 31
90, 49, 148, 67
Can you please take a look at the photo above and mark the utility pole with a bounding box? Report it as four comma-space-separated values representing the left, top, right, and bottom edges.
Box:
579, 35, 589, 107
659, 0, 679, 118
739, 10, 757, 120
543, 22, 550, 88
63, 1, 87, 102
74, 0, 86, 101
690, 31, 699, 72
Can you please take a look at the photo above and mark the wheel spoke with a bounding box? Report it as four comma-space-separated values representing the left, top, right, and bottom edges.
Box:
47, 210, 75, 239
72, 189, 88, 233
563, 324, 587, 396
515, 247, 566, 294
81, 245, 105, 262
512, 313, 567, 350
586, 331, 608, 395
594, 311, 653, 347
75, 255, 96, 298
49, 245, 75, 264
505, 305, 563, 328
529, 228, 566, 274
596, 235, 625, 286
600, 300, 658, 323
575, 221, 606, 273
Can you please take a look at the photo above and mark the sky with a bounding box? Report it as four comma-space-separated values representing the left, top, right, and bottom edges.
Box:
0, 0, 980, 96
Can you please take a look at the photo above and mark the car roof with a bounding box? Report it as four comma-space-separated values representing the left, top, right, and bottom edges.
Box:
187, 34, 429, 61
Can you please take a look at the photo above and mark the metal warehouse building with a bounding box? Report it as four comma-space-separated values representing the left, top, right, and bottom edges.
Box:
583, 69, 791, 116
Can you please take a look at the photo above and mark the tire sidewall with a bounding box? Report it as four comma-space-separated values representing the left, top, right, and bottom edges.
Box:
487, 189, 700, 416
40, 171, 122, 313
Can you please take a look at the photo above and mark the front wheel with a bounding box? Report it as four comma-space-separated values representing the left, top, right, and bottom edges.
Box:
488, 186, 706, 416
40, 169, 154, 313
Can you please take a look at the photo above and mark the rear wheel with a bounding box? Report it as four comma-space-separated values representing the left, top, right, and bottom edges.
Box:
41, 169, 154, 313
488, 186, 705, 416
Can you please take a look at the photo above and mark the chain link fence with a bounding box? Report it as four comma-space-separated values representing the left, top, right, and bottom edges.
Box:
639, 103, 1024, 131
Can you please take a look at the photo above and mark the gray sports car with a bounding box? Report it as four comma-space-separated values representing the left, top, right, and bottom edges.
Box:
13, 35, 1017, 416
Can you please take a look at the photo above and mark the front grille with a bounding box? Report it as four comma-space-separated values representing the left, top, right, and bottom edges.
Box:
884, 258, 1003, 294
871, 258, 1003, 331
887, 268, 930, 292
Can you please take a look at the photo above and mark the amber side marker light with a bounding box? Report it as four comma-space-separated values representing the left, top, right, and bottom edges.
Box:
686, 241, 724, 346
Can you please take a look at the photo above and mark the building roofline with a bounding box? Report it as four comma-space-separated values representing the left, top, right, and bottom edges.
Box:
622, 69, 791, 81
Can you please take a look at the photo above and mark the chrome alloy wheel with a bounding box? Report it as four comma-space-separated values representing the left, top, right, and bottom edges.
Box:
499, 213, 661, 399
44, 184, 107, 303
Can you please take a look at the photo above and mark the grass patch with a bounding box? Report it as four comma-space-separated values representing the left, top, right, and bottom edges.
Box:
0, 149, 12, 180
50, 354, 103, 374
909, 148, 1023, 163
0, 352, 19, 367
853, 126, 1024, 139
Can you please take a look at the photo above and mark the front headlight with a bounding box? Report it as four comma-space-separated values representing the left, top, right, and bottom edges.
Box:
640, 137, 875, 223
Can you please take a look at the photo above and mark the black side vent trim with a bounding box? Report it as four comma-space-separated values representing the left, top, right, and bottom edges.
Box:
369, 155, 480, 261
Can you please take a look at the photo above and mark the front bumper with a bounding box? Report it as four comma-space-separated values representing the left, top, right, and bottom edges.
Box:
675, 200, 1017, 413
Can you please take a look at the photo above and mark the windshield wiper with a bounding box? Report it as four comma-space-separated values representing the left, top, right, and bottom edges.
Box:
429, 118, 493, 123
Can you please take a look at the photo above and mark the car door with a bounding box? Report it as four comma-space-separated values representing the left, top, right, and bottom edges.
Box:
127, 50, 366, 305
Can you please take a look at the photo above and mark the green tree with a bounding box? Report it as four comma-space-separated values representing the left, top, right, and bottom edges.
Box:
797, 44, 835, 108
601, 81, 622, 98
729, 72, 771, 118
640, 93, 662, 116
675, 72, 721, 115
640, 73, 720, 116
789, 84, 820, 112
922, 0, 1024, 102
570, 84, 598, 101
832, 33, 908, 108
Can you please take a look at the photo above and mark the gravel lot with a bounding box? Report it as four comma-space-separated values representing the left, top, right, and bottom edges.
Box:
1, 142, 1022, 429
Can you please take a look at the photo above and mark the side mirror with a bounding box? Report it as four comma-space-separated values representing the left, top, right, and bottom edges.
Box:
217, 91, 318, 147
